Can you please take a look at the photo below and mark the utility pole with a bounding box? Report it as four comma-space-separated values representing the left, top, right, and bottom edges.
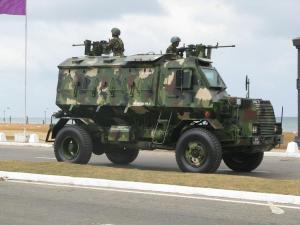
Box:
245, 75, 250, 99
3, 107, 10, 123
293, 37, 300, 144
44, 108, 49, 125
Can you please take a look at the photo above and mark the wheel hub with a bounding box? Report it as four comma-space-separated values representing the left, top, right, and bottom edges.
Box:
185, 142, 207, 168
191, 149, 200, 158
62, 137, 79, 160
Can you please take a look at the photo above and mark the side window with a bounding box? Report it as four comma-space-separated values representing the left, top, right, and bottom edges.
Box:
175, 69, 193, 90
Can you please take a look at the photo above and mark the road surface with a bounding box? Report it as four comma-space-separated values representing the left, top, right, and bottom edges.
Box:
0, 181, 299, 225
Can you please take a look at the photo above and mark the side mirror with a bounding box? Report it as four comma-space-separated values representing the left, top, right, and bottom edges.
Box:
175, 69, 193, 91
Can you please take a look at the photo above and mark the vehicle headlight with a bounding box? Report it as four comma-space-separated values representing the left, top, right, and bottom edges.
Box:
252, 124, 259, 135
274, 123, 282, 134
274, 125, 278, 133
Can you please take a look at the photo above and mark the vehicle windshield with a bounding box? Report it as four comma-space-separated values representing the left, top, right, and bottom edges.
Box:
200, 67, 226, 89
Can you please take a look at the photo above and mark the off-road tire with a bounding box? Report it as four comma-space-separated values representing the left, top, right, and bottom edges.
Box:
223, 152, 264, 172
175, 128, 222, 173
54, 125, 93, 164
106, 148, 139, 165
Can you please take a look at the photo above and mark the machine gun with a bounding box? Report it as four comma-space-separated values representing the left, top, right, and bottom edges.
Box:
177, 43, 235, 59
72, 40, 110, 56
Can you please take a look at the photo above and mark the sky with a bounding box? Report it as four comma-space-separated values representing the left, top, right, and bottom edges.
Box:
0, 0, 299, 119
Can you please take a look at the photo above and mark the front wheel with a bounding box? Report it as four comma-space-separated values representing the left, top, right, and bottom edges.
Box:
54, 125, 93, 164
106, 147, 139, 165
223, 152, 264, 172
175, 128, 222, 173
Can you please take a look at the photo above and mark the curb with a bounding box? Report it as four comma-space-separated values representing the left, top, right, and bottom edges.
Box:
1, 171, 300, 206
0, 142, 52, 148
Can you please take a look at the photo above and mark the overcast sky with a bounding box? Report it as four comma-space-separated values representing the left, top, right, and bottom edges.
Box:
0, 0, 299, 118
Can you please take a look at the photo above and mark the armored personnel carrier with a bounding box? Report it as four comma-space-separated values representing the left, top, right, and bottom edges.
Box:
47, 41, 282, 173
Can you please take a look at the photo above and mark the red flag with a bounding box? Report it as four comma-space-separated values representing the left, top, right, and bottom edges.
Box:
0, 0, 26, 15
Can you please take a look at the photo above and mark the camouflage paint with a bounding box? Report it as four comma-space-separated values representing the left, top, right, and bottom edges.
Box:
54, 52, 282, 151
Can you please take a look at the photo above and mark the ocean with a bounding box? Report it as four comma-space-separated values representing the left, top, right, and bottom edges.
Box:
2, 117, 57, 125
277, 117, 298, 132
3, 116, 298, 133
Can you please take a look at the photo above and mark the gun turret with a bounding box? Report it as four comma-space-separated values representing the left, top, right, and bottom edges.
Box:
178, 43, 235, 59
72, 39, 109, 56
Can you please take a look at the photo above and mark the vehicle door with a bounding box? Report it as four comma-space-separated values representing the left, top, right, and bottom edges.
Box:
157, 62, 194, 107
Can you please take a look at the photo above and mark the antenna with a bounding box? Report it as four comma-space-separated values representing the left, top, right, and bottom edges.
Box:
245, 75, 250, 98
280, 106, 284, 124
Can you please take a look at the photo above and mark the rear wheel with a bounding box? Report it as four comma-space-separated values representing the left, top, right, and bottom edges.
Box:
175, 128, 222, 173
54, 125, 93, 164
106, 147, 139, 165
92, 138, 105, 155
223, 152, 264, 172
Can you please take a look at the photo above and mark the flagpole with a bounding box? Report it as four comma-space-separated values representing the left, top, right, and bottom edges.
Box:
24, 0, 27, 135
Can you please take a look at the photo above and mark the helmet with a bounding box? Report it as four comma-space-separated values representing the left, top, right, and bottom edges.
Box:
171, 36, 181, 43
111, 27, 121, 36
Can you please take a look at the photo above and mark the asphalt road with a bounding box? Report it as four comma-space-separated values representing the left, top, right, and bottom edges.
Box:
0, 145, 300, 179
0, 181, 299, 225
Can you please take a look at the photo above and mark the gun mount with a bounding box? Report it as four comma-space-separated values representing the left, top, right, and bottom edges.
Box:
72, 39, 110, 56
178, 43, 235, 59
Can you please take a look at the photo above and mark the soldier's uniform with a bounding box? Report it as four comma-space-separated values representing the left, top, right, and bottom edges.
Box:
107, 28, 124, 56
166, 36, 181, 55
107, 37, 124, 56
166, 44, 178, 55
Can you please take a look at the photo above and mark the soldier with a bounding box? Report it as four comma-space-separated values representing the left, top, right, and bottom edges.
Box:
166, 36, 181, 55
107, 27, 125, 56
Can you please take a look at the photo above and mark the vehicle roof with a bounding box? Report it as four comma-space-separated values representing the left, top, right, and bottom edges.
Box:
58, 54, 165, 68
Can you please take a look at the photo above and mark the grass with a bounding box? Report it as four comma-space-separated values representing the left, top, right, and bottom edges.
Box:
0, 160, 300, 196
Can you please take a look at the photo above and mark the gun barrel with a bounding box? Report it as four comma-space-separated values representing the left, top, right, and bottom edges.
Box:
72, 44, 85, 47
218, 45, 235, 48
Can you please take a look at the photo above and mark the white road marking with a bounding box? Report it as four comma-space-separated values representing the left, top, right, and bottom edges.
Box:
268, 202, 285, 214
35, 157, 56, 160
8, 180, 300, 211
0, 142, 53, 147
265, 152, 300, 158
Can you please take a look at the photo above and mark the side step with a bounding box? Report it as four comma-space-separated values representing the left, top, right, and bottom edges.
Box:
152, 112, 173, 145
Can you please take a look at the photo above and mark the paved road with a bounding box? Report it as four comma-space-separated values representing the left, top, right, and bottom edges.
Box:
0, 181, 299, 225
0, 145, 299, 179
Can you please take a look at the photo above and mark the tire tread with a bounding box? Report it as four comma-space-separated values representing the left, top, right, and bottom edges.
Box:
176, 128, 222, 173
54, 125, 93, 164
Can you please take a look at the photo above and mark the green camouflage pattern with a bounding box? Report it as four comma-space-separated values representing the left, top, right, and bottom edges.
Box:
166, 44, 178, 55
107, 37, 124, 56
54, 44, 282, 152
108, 126, 131, 142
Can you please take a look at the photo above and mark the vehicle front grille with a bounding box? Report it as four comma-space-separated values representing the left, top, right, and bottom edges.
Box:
254, 100, 275, 135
